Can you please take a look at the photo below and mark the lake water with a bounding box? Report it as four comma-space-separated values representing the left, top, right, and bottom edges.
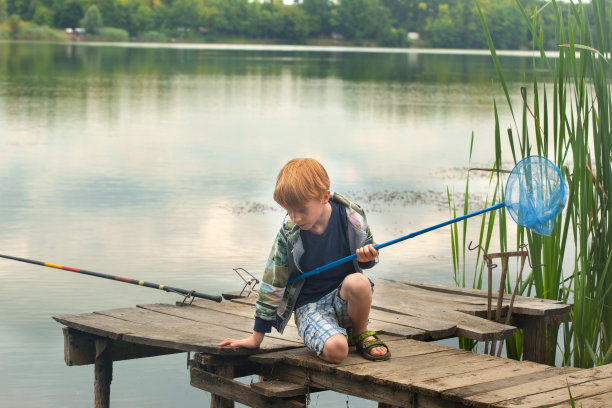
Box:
0, 41, 545, 407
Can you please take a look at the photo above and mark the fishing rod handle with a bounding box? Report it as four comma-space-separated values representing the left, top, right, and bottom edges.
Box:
187, 290, 223, 303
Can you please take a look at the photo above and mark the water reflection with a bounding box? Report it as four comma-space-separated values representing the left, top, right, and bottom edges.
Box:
0, 42, 549, 408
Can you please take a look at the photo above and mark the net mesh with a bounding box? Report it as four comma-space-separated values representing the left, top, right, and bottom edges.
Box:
505, 156, 568, 236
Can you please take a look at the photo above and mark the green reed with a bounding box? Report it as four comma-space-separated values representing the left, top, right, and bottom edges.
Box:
450, 0, 612, 367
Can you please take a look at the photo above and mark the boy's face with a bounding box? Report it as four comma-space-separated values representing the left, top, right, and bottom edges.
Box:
286, 191, 331, 233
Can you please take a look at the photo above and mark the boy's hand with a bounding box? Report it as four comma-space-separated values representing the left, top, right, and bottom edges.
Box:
218, 331, 265, 349
356, 244, 378, 263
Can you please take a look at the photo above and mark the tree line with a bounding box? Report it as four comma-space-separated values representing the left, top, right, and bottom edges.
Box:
0, 0, 600, 49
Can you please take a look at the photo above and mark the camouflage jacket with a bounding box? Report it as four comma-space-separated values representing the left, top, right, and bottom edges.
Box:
254, 192, 377, 334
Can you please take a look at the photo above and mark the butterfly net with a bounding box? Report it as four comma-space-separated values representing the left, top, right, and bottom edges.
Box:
504, 156, 568, 236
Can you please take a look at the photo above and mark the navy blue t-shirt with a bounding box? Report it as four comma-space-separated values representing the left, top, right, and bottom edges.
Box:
294, 200, 355, 309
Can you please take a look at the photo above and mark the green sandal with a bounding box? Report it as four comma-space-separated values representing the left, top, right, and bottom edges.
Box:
354, 331, 391, 362
346, 327, 356, 347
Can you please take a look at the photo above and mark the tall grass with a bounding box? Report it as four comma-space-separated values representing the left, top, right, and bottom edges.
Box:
450, 0, 612, 367
448, 134, 504, 353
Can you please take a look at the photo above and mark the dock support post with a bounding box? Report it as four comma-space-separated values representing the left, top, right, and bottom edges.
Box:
94, 338, 113, 408
519, 315, 561, 365
210, 364, 235, 408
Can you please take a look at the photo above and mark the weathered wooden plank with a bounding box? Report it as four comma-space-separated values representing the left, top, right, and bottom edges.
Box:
195, 297, 439, 340
63, 327, 180, 366
373, 302, 513, 342
224, 279, 570, 318
495, 375, 612, 407
399, 279, 568, 308
251, 338, 452, 372
371, 322, 427, 340
374, 280, 488, 314
376, 279, 497, 314
191, 366, 306, 408
255, 359, 419, 407
337, 351, 509, 389
413, 359, 551, 396
398, 280, 571, 316
218, 280, 562, 352
97, 307, 302, 353
189, 298, 305, 338
371, 282, 516, 341
250, 380, 308, 398
54, 313, 133, 340
56, 311, 246, 353
467, 363, 612, 407
254, 346, 470, 407
138, 303, 302, 343
262, 346, 494, 399
187, 299, 428, 340
368, 307, 455, 340
191, 353, 259, 379
246, 347, 311, 365
547, 390, 612, 408
56, 307, 300, 354
445, 366, 580, 402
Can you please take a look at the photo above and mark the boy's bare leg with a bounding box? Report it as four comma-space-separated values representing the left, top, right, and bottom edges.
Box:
320, 333, 349, 363
339, 273, 387, 357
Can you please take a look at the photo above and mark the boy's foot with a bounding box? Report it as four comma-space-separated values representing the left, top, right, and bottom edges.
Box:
354, 331, 391, 361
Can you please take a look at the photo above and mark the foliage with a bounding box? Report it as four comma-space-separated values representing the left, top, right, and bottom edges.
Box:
451, 0, 612, 368
8, 12, 19, 38
427, 4, 459, 48
53, 0, 83, 29
269, 4, 310, 43
302, 0, 333, 36
0, 0, 581, 47
82, 5, 103, 35
93, 26, 128, 41
0, 0, 7, 23
131, 4, 154, 36
33, 5, 54, 27
337, 0, 392, 44
139, 30, 168, 42
18, 24, 66, 40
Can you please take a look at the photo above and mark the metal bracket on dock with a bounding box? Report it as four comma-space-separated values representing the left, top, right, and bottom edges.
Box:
469, 242, 544, 357
222, 268, 260, 300
177, 290, 196, 305
235, 267, 260, 296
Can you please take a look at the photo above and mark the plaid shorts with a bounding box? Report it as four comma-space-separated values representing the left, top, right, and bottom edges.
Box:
294, 286, 352, 355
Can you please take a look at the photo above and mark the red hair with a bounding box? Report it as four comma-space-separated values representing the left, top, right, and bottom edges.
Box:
274, 158, 330, 209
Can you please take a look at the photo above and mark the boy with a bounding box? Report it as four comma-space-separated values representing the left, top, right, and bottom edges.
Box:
219, 158, 390, 363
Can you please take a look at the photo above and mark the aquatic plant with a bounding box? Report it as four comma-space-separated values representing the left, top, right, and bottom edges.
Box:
451, 0, 612, 367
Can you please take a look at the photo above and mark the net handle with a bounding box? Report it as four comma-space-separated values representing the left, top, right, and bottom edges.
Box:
286, 202, 506, 284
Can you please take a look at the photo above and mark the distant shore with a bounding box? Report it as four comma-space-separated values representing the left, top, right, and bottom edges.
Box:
0, 37, 559, 59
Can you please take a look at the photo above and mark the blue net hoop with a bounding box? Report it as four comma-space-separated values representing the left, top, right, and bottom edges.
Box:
504, 156, 568, 236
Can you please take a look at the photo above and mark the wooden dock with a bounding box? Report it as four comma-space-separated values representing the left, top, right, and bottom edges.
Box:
53, 278, 612, 408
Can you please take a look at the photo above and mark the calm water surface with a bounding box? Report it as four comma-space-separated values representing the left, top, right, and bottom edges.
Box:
0, 42, 545, 407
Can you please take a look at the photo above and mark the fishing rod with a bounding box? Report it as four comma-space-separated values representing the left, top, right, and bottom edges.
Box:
0, 253, 223, 302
